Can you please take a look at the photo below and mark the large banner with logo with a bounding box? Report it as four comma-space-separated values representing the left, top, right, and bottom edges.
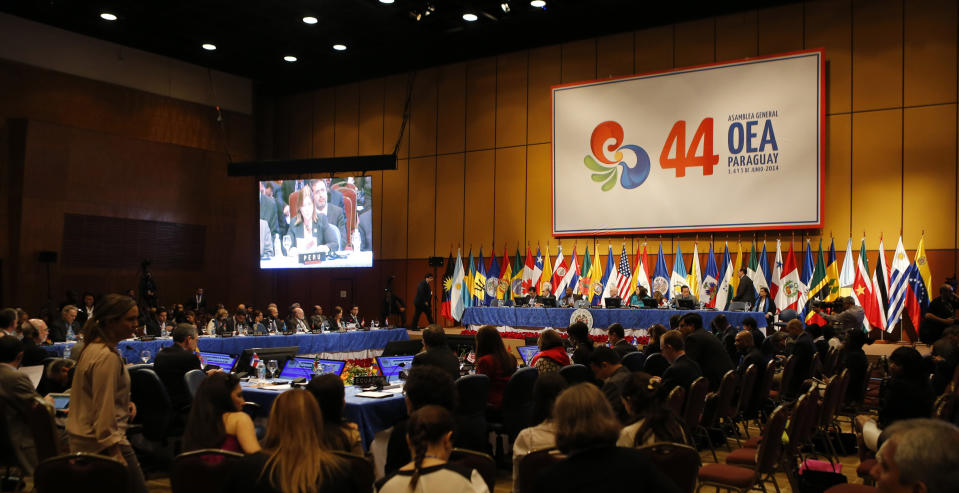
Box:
552, 49, 824, 236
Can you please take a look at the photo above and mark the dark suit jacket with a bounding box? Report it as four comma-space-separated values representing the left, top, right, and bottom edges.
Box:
320, 203, 348, 250
357, 210, 372, 251
737, 347, 768, 377
76, 305, 95, 326
48, 318, 76, 343
662, 354, 703, 394
288, 216, 338, 253
684, 329, 734, 391
412, 346, 461, 382
259, 192, 278, 236
346, 314, 360, 326
787, 332, 816, 396
153, 344, 201, 410
0, 364, 41, 473
21, 340, 49, 368
414, 279, 432, 309
285, 316, 309, 333
185, 294, 207, 312
733, 276, 756, 304
533, 446, 681, 493
612, 340, 638, 359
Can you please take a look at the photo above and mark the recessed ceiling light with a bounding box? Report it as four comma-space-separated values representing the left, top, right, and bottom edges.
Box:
501, 3, 511, 13
332, 44, 347, 51
462, 13, 478, 21
302, 16, 318, 24
283, 55, 298, 62
99, 12, 117, 21
379, 0, 395, 4
530, 0, 546, 7
202, 43, 217, 51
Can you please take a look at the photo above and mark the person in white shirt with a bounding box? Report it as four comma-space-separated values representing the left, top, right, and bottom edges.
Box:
512, 374, 568, 493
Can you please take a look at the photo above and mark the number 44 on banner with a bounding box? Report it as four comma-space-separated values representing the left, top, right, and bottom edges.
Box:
659, 118, 719, 177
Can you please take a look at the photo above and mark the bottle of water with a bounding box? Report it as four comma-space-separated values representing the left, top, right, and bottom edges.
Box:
66, 326, 76, 342
257, 359, 266, 383
64, 345, 72, 360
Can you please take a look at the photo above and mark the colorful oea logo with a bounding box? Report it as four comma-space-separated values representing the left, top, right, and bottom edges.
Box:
583, 121, 651, 191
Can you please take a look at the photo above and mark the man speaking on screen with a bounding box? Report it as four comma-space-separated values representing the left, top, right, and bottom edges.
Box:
310, 179, 347, 250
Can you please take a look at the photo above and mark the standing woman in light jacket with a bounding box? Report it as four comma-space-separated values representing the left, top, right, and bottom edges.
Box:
66, 294, 148, 493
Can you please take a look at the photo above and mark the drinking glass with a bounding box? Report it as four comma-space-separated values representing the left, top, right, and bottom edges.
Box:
140, 350, 152, 364
282, 235, 293, 256
266, 360, 278, 379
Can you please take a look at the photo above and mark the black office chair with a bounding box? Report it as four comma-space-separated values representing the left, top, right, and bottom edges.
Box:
184, 369, 205, 399
331, 451, 375, 493
170, 449, 243, 493
643, 353, 670, 377
559, 364, 589, 385
129, 366, 176, 442
449, 448, 496, 493
35, 453, 129, 493
454, 374, 491, 453
622, 351, 647, 372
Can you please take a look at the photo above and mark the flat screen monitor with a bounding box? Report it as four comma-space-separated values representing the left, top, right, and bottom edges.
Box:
235, 346, 299, 373
536, 296, 557, 308
677, 298, 697, 310
259, 177, 373, 269
516, 346, 539, 366
641, 298, 659, 308
278, 357, 347, 380
49, 393, 70, 411
376, 355, 415, 384
445, 334, 475, 356
604, 297, 622, 308
513, 296, 530, 306
198, 351, 238, 372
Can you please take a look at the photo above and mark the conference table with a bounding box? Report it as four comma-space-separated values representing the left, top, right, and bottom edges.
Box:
242, 382, 407, 448
461, 306, 767, 332
44, 328, 410, 363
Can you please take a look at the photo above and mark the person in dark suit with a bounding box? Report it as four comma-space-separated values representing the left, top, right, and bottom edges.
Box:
18, 322, 49, 368
76, 293, 96, 326
49, 305, 79, 342
0, 336, 52, 474
357, 209, 372, 251
679, 312, 733, 391
285, 307, 309, 333
347, 306, 361, 326
222, 309, 251, 336
741, 317, 766, 349
589, 347, 633, 423
144, 307, 172, 337
783, 319, 815, 398
287, 187, 338, 254
606, 323, 637, 359
734, 330, 767, 377
412, 325, 461, 382
382, 276, 406, 327
410, 273, 434, 330
733, 268, 756, 306
660, 329, 703, 394
310, 179, 347, 250
558, 286, 583, 307
259, 182, 279, 237
153, 324, 206, 412
186, 288, 207, 313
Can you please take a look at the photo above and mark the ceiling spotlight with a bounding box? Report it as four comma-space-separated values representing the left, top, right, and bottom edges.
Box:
302, 16, 318, 24
462, 13, 478, 21
530, 0, 546, 7
501, 3, 511, 13
99, 12, 117, 21
379, 0, 395, 4
332, 44, 347, 51
202, 43, 217, 51
283, 55, 297, 62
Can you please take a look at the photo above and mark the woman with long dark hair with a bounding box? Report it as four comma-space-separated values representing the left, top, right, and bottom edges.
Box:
375, 405, 487, 493
66, 294, 148, 493
857, 346, 935, 451
566, 322, 594, 366
183, 372, 260, 454
306, 374, 363, 455
617, 372, 688, 447
225, 390, 356, 493
474, 325, 517, 409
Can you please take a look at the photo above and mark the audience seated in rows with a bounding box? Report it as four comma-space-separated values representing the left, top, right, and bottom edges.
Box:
529, 329, 569, 374
565, 322, 594, 366
589, 347, 632, 423
511, 374, 567, 493
679, 312, 733, 392
411, 324, 460, 382
783, 318, 816, 397
617, 371, 688, 447
183, 372, 260, 454
734, 330, 767, 378
17, 318, 49, 367
306, 374, 364, 455
857, 346, 936, 452
0, 335, 55, 475
660, 329, 703, 394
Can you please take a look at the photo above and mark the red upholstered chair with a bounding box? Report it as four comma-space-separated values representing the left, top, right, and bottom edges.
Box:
703, 370, 740, 449
517, 447, 566, 493
667, 386, 686, 417
636, 442, 701, 493
697, 405, 789, 493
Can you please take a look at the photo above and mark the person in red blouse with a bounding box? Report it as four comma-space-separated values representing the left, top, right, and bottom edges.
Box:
474, 325, 517, 410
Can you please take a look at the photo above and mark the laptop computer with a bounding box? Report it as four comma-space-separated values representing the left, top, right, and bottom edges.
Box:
278, 357, 347, 380
375, 355, 415, 384
604, 297, 622, 308
516, 345, 539, 366
641, 298, 659, 308
677, 298, 697, 310
198, 351, 238, 372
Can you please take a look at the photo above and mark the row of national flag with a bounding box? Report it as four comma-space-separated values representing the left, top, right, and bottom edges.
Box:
439, 236, 934, 333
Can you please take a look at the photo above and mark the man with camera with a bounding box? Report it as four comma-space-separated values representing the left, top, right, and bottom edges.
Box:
813, 296, 864, 338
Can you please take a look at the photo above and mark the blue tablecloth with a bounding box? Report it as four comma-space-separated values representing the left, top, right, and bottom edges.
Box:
462, 306, 766, 330
242, 383, 407, 448
44, 328, 410, 363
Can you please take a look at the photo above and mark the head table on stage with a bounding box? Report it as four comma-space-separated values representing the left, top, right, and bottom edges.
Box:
460, 306, 767, 333
43, 328, 410, 363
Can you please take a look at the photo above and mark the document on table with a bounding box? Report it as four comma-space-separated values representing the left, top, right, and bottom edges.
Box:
355, 391, 392, 398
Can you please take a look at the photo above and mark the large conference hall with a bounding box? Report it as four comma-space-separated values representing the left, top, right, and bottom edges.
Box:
1, 1, 958, 493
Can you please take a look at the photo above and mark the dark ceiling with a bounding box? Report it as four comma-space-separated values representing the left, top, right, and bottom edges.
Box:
2, 0, 796, 94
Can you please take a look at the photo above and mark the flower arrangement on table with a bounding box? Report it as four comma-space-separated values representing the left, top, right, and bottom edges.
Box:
341, 357, 379, 385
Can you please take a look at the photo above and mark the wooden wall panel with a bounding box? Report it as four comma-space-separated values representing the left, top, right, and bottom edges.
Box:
495, 51, 528, 148
525, 144, 551, 246
805, 0, 852, 115
463, 150, 495, 247
758, 4, 804, 55
407, 156, 436, 257
410, 68, 437, 157
380, 159, 409, 259
561, 39, 597, 83
904, 0, 957, 107
825, 114, 852, 238
596, 32, 635, 78
312, 88, 335, 158
716, 11, 758, 61
436, 63, 466, 155
358, 78, 384, 155
494, 147, 527, 247
466, 58, 497, 151
903, 105, 956, 249
370, 170, 384, 257
273, 95, 295, 159
852, 0, 903, 111
435, 153, 465, 252
635, 25, 674, 73
383, 74, 410, 159
674, 18, 715, 67
334, 83, 359, 157
527, 45, 562, 144
850, 110, 902, 237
